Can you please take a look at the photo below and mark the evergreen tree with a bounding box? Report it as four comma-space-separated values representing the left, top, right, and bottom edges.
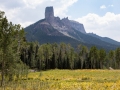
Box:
51, 43, 59, 69
67, 45, 75, 69
0, 11, 28, 86
89, 46, 99, 69
38, 44, 45, 70
115, 48, 120, 68
79, 46, 88, 69
98, 49, 106, 69
58, 43, 67, 69
108, 50, 115, 68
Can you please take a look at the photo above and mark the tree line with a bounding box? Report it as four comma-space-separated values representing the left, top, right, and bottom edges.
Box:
20, 42, 120, 70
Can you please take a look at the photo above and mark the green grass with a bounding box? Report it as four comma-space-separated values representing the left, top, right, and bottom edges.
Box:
1, 69, 120, 90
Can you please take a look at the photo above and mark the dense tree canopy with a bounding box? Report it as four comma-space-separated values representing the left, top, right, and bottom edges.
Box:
20, 42, 120, 70
0, 11, 28, 86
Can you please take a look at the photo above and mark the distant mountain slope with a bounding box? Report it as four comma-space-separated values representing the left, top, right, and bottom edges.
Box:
24, 6, 120, 50
25, 19, 82, 47
88, 33, 120, 45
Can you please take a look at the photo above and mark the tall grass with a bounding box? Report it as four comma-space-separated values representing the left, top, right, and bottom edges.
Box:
0, 69, 120, 90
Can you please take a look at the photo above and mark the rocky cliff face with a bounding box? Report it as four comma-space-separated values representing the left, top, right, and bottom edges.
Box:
45, 6, 54, 23
26, 6, 86, 38
41, 6, 86, 40
44, 6, 86, 36
70, 20, 86, 33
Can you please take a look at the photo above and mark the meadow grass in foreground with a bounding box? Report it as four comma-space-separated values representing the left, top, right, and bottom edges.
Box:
0, 69, 120, 90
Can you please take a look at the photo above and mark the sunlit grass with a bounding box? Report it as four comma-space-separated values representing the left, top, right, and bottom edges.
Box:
0, 69, 120, 90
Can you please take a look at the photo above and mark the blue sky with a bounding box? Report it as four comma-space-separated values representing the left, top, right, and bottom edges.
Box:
0, 0, 120, 42
68, 0, 120, 18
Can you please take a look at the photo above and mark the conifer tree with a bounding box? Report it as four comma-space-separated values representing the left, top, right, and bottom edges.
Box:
0, 11, 28, 86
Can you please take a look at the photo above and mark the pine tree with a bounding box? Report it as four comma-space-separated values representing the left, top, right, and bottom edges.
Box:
79, 46, 88, 69
0, 11, 28, 86
108, 50, 115, 68
115, 48, 120, 68
68, 46, 75, 69
98, 49, 106, 69
89, 46, 99, 69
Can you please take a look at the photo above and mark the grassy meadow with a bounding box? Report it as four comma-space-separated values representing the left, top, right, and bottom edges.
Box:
1, 69, 120, 90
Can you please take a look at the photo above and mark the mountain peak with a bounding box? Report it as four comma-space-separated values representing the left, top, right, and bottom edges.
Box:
25, 6, 120, 50
45, 6, 54, 22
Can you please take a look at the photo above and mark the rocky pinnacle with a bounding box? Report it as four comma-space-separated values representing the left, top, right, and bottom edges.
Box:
45, 6, 54, 22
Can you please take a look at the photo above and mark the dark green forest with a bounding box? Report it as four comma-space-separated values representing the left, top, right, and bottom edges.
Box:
21, 42, 120, 70
0, 11, 28, 86
0, 11, 120, 86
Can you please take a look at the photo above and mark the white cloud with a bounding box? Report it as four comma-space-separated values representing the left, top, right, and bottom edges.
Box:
22, 0, 46, 9
100, 5, 106, 9
100, 5, 114, 10
76, 12, 120, 41
0, 0, 78, 27
109, 5, 114, 7
54, 0, 78, 18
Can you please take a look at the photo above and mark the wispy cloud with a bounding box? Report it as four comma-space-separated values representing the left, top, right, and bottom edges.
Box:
100, 5, 106, 9
100, 4, 114, 9
109, 4, 114, 7
22, 0, 46, 9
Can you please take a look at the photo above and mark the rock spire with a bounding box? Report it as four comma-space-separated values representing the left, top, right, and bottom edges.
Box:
45, 6, 54, 22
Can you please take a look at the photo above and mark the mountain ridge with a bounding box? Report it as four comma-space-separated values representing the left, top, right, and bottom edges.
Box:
88, 33, 120, 45
24, 6, 120, 50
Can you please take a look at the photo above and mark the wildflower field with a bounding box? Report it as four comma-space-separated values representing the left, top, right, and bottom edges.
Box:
1, 69, 120, 90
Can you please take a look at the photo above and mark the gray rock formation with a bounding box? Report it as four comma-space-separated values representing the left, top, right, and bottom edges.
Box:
45, 6, 54, 23
70, 20, 86, 33
44, 6, 86, 39
39, 7, 81, 38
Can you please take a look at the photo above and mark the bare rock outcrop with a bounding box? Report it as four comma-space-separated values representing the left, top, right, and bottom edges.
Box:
70, 20, 86, 33
45, 6, 54, 23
